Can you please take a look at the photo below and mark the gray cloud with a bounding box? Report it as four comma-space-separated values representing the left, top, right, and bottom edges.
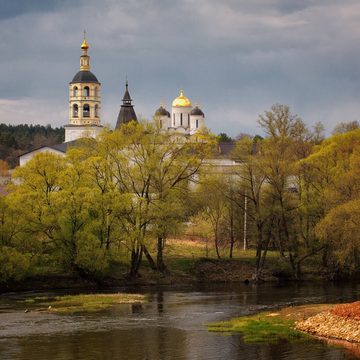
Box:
0, 0, 360, 136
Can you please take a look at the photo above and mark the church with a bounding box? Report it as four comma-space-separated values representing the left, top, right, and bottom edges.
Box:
19, 37, 219, 166
64, 36, 206, 142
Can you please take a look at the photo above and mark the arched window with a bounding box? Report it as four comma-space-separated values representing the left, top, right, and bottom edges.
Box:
83, 104, 90, 117
95, 104, 99, 117
180, 113, 183, 126
84, 86, 90, 97
160, 119, 162, 128
73, 86, 78, 97
73, 104, 78, 117
196, 119, 199, 128
173, 114, 175, 127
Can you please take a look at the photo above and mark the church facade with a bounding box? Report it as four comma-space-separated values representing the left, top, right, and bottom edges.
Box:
154, 91, 205, 135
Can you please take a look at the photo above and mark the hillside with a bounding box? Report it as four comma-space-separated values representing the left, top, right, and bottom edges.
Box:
0, 124, 64, 168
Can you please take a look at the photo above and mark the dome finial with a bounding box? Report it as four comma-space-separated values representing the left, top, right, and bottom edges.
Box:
81, 30, 89, 50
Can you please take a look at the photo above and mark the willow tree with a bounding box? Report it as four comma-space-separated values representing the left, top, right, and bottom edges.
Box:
305, 129, 360, 274
9, 149, 120, 279
97, 121, 215, 277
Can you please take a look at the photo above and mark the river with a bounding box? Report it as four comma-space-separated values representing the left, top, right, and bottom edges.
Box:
0, 282, 359, 359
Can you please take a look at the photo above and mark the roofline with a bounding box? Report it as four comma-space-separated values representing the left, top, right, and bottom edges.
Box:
19, 145, 66, 157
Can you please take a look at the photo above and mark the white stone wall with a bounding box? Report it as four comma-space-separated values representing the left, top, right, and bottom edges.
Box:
64, 125, 103, 142
190, 115, 205, 132
158, 115, 170, 130
171, 106, 192, 129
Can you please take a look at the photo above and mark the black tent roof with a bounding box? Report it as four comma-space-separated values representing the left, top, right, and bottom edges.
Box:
115, 82, 138, 128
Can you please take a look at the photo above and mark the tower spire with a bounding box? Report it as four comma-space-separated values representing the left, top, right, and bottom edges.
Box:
116, 81, 138, 128
80, 32, 90, 71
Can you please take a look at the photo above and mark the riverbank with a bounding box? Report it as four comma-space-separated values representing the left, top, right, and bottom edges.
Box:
0, 239, 282, 293
0, 238, 339, 293
208, 303, 333, 343
209, 301, 360, 357
0, 256, 283, 293
296, 301, 360, 343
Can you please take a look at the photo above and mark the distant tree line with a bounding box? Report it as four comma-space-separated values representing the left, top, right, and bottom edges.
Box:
0, 124, 64, 168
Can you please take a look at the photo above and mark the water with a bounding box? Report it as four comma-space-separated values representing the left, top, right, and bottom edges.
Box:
0, 282, 360, 359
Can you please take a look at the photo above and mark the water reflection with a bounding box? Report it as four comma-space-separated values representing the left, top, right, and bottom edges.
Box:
0, 282, 359, 360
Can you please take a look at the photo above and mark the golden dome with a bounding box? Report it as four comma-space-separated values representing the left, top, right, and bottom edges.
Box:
81, 38, 89, 50
172, 89, 192, 107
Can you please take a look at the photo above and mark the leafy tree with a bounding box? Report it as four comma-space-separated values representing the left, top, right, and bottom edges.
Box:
196, 175, 227, 259
316, 199, 360, 274
97, 121, 215, 276
218, 133, 233, 142
231, 135, 273, 280
304, 129, 360, 274
0, 247, 30, 285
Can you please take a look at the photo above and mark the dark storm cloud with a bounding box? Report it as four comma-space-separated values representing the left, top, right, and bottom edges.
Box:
1, 0, 360, 135
0, 0, 69, 20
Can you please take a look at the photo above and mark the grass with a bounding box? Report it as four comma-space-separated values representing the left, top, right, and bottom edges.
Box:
163, 238, 279, 273
208, 313, 304, 343
206, 305, 330, 343
22, 293, 146, 314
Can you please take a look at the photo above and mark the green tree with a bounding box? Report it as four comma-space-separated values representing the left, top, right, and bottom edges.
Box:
304, 129, 360, 274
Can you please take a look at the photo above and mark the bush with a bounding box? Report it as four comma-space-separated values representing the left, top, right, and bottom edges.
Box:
271, 258, 293, 279
0, 246, 31, 284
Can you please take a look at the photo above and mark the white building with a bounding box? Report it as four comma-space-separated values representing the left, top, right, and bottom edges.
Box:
154, 90, 205, 135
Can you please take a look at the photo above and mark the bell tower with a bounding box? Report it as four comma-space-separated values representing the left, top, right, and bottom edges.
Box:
65, 34, 103, 142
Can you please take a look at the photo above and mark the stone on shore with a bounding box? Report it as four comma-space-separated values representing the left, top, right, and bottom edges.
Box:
296, 311, 360, 343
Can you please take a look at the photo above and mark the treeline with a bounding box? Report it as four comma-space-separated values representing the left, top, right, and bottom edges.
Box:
0, 108, 360, 285
0, 124, 64, 168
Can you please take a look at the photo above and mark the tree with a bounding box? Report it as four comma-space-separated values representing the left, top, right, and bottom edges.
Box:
316, 199, 360, 274
257, 104, 323, 279
196, 174, 243, 259
332, 120, 359, 135
196, 175, 228, 259
88, 121, 215, 277
10, 150, 115, 279
231, 135, 272, 280
218, 133, 233, 142
303, 128, 360, 275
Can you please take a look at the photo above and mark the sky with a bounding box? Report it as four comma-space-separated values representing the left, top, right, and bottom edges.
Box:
1, 0, 360, 136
